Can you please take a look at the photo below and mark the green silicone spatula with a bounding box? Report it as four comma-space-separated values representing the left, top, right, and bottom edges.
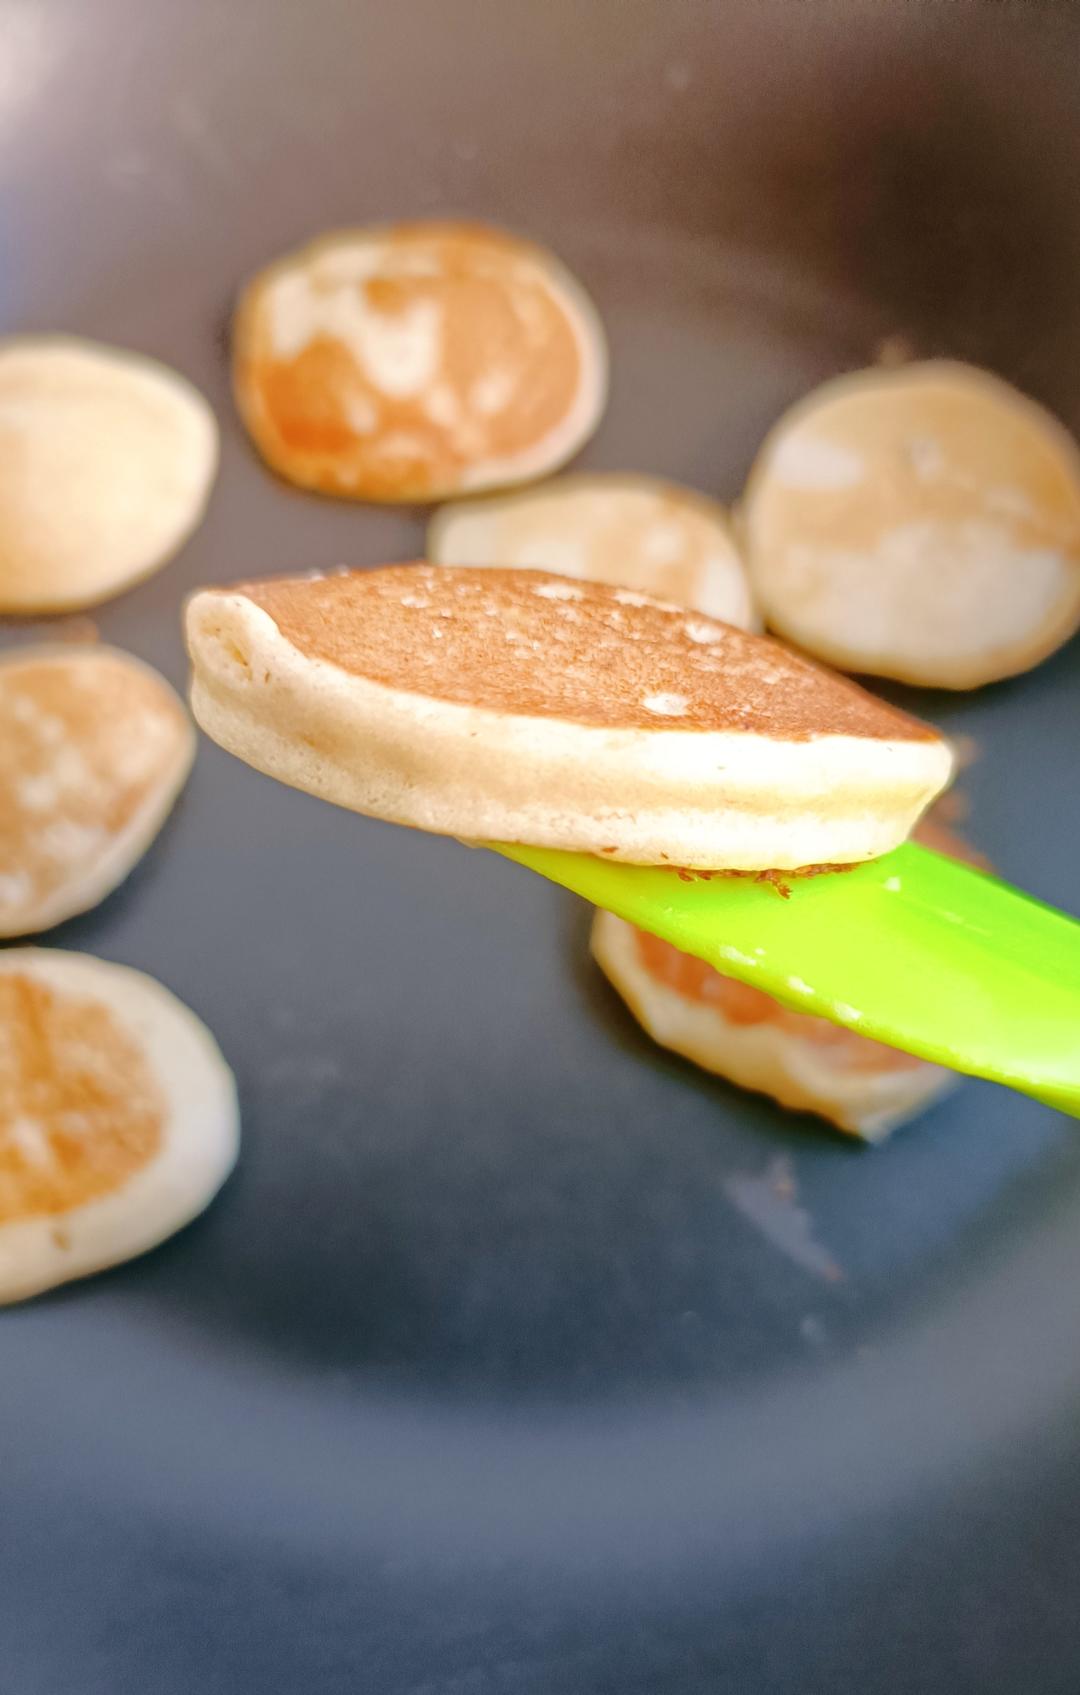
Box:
494, 841, 1080, 1117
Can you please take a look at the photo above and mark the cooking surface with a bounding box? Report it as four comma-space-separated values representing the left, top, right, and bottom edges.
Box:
4, 3, 1080, 1690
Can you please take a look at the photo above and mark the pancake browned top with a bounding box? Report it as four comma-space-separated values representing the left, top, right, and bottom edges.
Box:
236, 564, 939, 741
0, 970, 164, 1224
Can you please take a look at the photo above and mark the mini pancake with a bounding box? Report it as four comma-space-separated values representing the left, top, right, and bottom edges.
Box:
232, 221, 608, 502
429, 473, 757, 629
0, 948, 238, 1303
0, 337, 218, 613
741, 361, 1080, 688
0, 645, 195, 937
185, 563, 952, 869
591, 814, 983, 1140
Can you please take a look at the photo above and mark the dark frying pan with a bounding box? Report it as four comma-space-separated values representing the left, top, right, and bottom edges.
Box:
3, 3, 1080, 1691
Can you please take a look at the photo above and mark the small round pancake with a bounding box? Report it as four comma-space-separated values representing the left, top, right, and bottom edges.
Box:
185, 563, 953, 870
591, 908, 953, 1141
0, 645, 195, 937
0, 948, 238, 1303
232, 221, 608, 502
591, 813, 983, 1139
429, 473, 757, 628
0, 337, 218, 614
742, 361, 1080, 688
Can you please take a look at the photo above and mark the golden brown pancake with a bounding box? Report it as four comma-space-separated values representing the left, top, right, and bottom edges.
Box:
0, 948, 238, 1303
742, 360, 1080, 688
186, 564, 952, 869
0, 644, 195, 937
233, 222, 608, 502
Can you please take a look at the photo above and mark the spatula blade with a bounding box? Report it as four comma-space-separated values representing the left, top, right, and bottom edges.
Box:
493, 842, 1080, 1117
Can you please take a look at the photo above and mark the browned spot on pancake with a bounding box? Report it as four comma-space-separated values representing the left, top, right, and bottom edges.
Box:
756, 871, 793, 897
238, 564, 940, 740
236, 223, 588, 499
0, 650, 189, 929
0, 974, 164, 1222
670, 862, 858, 895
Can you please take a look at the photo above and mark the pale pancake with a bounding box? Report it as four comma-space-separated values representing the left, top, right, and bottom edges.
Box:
233, 221, 608, 502
186, 563, 952, 870
0, 645, 195, 937
742, 361, 1080, 688
591, 813, 982, 1138
591, 908, 954, 1141
0, 948, 238, 1303
0, 337, 218, 613
429, 473, 757, 628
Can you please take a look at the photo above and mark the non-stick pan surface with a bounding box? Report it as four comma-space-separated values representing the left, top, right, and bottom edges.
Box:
4, 3, 1080, 1690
